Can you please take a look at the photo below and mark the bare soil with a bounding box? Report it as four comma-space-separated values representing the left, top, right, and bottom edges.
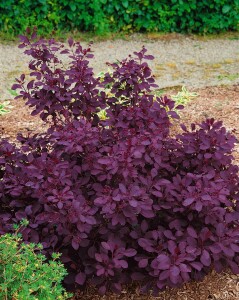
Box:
0, 34, 239, 101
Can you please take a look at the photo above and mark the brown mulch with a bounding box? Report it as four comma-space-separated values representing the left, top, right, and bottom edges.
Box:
73, 270, 239, 300
0, 84, 239, 299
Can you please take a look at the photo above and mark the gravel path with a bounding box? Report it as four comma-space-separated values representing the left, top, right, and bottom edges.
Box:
0, 35, 239, 100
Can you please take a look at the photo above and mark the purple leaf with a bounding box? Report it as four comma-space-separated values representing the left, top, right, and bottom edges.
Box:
124, 248, 137, 257
101, 242, 111, 251
144, 54, 154, 60
12, 84, 22, 90
72, 238, 80, 250
155, 254, 171, 270
75, 272, 86, 285
187, 227, 198, 238
170, 265, 180, 277
230, 243, 239, 253
195, 201, 203, 212
119, 260, 128, 268
183, 198, 194, 206
190, 262, 203, 271
179, 263, 191, 273
209, 244, 221, 254
139, 258, 148, 268
68, 37, 74, 47
119, 183, 127, 193
201, 194, 211, 201
216, 223, 224, 237
138, 238, 153, 249
220, 245, 234, 257
170, 266, 180, 284
95, 253, 103, 262
159, 270, 170, 281
129, 199, 138, 207
200, 250, 211, 266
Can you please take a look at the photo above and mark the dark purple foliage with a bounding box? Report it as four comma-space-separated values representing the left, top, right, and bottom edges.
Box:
1, 32, 239, 295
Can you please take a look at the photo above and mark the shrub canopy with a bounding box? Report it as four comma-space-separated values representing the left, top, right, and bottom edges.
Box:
0, 33, 239, 295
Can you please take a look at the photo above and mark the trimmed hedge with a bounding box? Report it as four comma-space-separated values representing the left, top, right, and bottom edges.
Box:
0, 0, 238, 36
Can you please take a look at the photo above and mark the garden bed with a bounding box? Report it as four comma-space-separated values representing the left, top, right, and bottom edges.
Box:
1, 31, 239, 299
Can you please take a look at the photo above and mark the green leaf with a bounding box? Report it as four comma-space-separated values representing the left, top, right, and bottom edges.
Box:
0, 222, 71, 300
122, 0, 128, 8
222, 5, 231, 13
69, 3, 76, 11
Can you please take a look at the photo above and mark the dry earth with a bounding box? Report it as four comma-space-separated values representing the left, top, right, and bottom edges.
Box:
0, 33, 239, 100
0, 34, 239, 300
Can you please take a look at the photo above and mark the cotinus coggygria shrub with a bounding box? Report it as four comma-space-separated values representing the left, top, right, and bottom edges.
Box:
1, 31, 239, 295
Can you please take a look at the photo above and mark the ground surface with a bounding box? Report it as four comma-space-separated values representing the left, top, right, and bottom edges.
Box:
0, 34, 239, 300
0, 33, 239, 100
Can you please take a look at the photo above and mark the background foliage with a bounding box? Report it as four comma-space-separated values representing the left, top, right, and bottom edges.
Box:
0, 0, 238, 36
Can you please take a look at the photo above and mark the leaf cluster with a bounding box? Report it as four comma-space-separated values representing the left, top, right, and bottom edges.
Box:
0, 101, 12, 116
0, 220, 71, 299
171, 86, 198, 106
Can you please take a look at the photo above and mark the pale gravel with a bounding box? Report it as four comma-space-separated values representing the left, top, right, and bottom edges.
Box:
0, 35, 239, 100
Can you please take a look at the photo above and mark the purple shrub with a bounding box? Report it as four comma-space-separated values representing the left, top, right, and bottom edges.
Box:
1, 32, 239, 295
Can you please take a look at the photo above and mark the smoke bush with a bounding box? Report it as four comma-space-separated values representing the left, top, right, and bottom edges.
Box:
1, 32, 239, 295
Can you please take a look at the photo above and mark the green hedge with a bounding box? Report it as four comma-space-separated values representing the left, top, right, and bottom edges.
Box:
0, 0, 238, 36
